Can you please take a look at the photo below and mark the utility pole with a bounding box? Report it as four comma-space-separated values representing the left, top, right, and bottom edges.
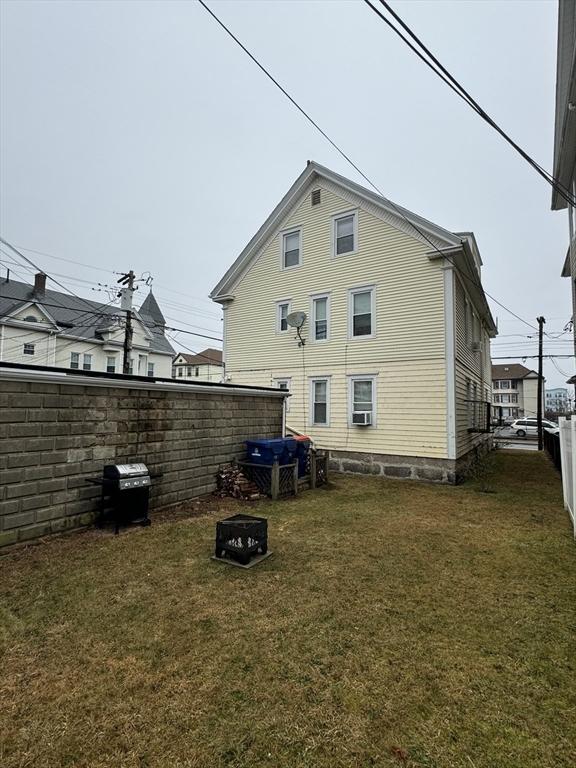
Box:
118, 270, 135, 375
537, 316, 546, 451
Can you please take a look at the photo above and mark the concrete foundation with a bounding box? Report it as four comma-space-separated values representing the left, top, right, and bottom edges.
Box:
328, 439, 492, 485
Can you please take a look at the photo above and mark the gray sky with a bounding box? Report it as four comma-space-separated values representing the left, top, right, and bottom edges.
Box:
0, 0, 572, 388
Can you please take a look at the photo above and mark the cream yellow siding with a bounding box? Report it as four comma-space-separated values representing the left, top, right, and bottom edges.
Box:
453, 275, 492, 458
223, 182, 449, 459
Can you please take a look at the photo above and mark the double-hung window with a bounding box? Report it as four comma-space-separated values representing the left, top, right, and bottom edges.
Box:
83, 354, 92, 371
312, 294, 329, 342
349, 287, 374, 338
282, 229, 301, 269
23, 343, 35, 355
349, 376, 376, 426
148, 362, 155, 377
310, 378, 330, 426
277, 300, 291, 333
177, 367, 183, 377
106, 356, 116, 374
333, 211, 357, 256
70, 352, 80, 370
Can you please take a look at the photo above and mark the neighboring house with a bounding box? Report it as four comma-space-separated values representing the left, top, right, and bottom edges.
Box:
545, 386, 570, 414
210, 162, 497, 483
0, 274, 174, 376
491, 363, 544, 420
553, 2, 576, 368
172, 348, 223, 382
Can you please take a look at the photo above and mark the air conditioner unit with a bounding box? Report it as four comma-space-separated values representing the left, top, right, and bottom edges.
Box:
471, 341, 482, 352
352, 411, 372, 426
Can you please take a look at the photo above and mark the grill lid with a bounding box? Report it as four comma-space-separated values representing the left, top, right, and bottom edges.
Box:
104, 463, 149, 478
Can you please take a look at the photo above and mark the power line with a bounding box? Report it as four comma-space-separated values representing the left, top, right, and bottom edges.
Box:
166, 333, 223, 365
363, 0, 576, 208
197, 0, 538, 333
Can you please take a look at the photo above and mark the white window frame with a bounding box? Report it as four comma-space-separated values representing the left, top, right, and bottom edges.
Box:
348, 285, 376, 340
106, 356, 116, 374
273, 377, 292, 412
309, 376, 331, 427
147, 362, 155, 377
310, 292, 330, 343
83, 353, 92, 371
332, 210, 358, 258
276, 299, 292, 334
70, 352, 80, 370
499, 380, 511, 389
347, 374, 377, 427
280, 227, 302, 270
23, 343, 35, 355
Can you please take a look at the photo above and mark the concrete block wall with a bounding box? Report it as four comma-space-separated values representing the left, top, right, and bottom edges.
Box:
0, 376, 283, 547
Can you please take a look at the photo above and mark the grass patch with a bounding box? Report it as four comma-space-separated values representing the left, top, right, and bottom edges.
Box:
0, 451, 575, 767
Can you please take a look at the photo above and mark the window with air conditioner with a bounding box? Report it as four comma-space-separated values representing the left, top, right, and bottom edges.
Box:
349, 376, 376, 426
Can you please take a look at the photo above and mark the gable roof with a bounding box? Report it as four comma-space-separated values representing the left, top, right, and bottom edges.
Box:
210, 161, 468, 301
174, 348, 223, 366
491, 363, 539, 380
0, 277, 174, 355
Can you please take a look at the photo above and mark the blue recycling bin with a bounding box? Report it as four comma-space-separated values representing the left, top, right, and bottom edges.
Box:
293, 436, 311, 477
245, 438, 297, 466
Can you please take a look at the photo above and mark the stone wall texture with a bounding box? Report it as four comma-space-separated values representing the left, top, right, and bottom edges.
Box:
329, 438, 493, 485
0, 376, 283, 547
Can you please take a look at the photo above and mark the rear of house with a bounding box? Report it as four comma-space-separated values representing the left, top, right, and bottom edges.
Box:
172, 349, 223, 382
491, 363, 543, 420
211, 162, 496, 482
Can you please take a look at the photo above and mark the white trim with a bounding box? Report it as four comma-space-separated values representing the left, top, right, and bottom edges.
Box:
310, 292, 330, 343
348, 285, 376, 340
443, 267, 456, 459
276, 298, 292, 334
280, 226, 302, 271
1, 299, 60, 328
210, 161, 462, 299
347, 374, 378, 427
332, 209, 358, 258
309, 376, 331, 427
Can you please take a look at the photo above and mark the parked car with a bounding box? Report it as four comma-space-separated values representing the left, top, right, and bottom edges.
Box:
510, 418, 558, 437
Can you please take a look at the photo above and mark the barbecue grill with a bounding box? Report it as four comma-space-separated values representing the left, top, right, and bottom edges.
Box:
87, 463, 152, 534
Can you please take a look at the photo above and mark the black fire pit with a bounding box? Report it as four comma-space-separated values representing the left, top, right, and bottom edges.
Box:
213, 514, 271, 568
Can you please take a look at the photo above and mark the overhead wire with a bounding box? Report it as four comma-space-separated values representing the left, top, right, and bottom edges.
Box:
197, 0, 538, 333
363, 0, 576, 207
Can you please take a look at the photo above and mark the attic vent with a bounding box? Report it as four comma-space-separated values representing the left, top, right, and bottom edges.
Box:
311, 189, 321, 206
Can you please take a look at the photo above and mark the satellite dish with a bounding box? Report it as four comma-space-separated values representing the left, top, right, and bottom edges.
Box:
287, 311, 306, 329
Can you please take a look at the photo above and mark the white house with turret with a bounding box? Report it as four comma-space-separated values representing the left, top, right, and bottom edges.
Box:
0, 273, 174, 377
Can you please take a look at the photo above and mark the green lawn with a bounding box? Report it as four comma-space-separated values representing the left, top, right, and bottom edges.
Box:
1, 451, 575, 768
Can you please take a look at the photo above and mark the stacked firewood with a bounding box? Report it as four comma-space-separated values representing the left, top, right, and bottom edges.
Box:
215, 464, 260, 499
